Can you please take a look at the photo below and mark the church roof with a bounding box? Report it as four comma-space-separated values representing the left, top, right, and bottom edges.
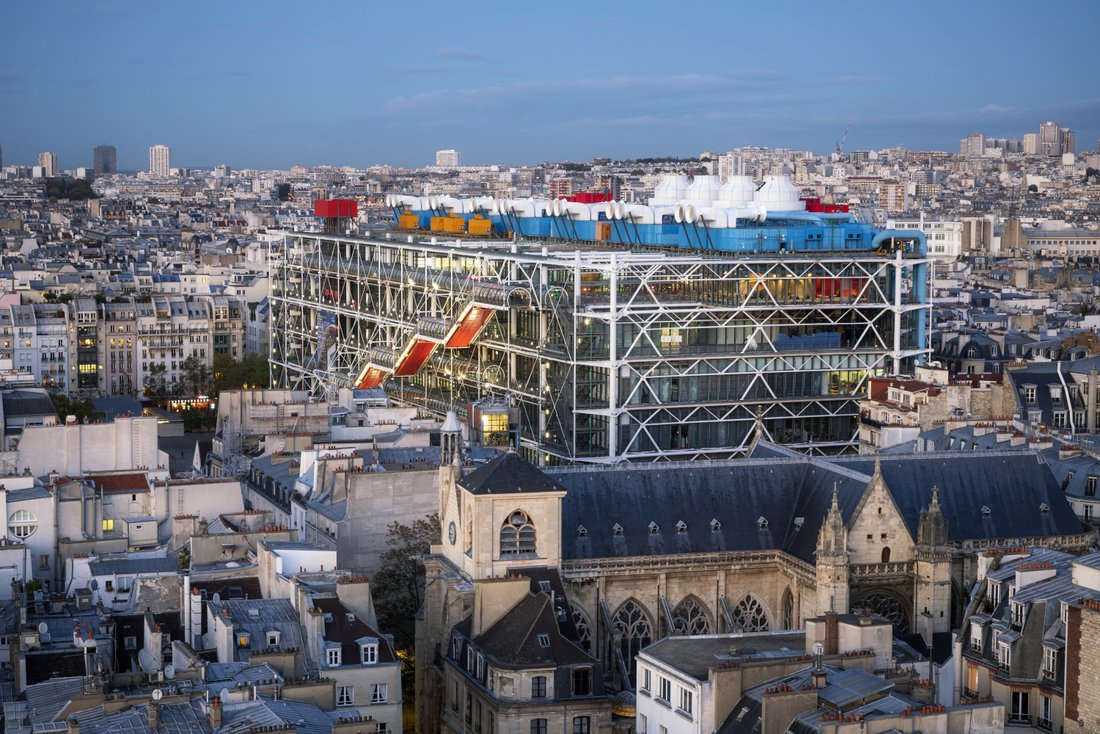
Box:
459, 452, 567, 495
550, 447, 1083, 564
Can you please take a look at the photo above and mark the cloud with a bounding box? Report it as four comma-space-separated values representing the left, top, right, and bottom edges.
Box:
436, 46, 491, 62
979, 103, 1015, 114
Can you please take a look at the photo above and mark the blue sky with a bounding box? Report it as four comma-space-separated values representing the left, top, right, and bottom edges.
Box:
2, 0, 1097, 170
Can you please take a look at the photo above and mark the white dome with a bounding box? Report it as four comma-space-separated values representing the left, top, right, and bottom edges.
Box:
686, 175, 722, 205
753, 175, 805, 212
717, 176, 757, 207
650, 174, 691, 206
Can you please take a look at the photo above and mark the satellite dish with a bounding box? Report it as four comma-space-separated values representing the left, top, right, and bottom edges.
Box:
164, 665, 176, 680
151, 688, 163, 701
211, 593, 221, 605
812, 642, 824, 656
37, 622, 48, 635
138, 648, 158, 674
89, 579, 98, 591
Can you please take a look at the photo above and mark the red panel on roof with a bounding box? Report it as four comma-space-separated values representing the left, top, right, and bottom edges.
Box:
314, 199, 359, 218
356, 366, 388, 389
568, 192, 613, 204
393, 339, 437, 377
445, 304, 496, 348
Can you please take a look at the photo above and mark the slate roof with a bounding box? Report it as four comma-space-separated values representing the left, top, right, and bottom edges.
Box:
532, 448, 1085, 564
459, 451, 567, 495
89, 556, 177, 576
314, 597, 397, 666
459, 592, 595, 669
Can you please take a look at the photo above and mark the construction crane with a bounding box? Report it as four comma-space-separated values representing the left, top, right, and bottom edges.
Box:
835, 120, 853, 155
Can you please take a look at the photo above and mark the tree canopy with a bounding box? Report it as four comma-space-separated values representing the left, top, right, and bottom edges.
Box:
371, 513, 440, 650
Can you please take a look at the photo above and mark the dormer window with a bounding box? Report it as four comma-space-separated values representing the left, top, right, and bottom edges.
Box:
757, 516, 769, 529
648, 522, 660, 535
612, 524, 623, 536
576, 525, 587, 538
359, 638, 378, 664
1043, 646, 1057, 678
266, 630, 280, 647
1088, 476, 1098, 497
327, 647, 342, 667
237, 632, 250, 649
710, 519, 721, 532
1011, 601, 1025, 628
970, 624, 983, 652
676, 521, 687, 534
537, 634, 551, 648
981, 505, 991, 517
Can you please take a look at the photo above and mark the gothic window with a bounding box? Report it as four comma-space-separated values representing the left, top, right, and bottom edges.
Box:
570, 604, 592, 653
855, 591, 909, 635
612, 600, 652, 676
671, 596, 711, 635
500, 510, 536, 555
881, 547, 891, 563
782, 588, 794, 630
731, 595, 769, 632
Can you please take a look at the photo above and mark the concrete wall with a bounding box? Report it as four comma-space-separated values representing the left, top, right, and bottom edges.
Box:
16, 417, 165, 476
328, 467, 439, 575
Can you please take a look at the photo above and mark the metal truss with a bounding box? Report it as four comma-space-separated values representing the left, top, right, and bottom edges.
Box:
271, 232, 930, 465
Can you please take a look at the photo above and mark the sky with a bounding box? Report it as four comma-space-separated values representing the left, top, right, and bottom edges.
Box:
2, 0, 1098, 170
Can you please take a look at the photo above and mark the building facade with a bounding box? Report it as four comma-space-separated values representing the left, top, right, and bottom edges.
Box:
272, 188, 930, 463
92, 145, 117, 175
149, 145, 171, 177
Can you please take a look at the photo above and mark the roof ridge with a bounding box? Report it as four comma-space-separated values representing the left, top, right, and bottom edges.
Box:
514, 593, 552, 656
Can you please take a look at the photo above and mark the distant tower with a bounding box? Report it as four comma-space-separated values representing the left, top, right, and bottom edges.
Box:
0, 142, 4, 170
815, 483, 850, 615
93, 145, 117, 174
149, 145, 171, 176
1039, 121, 1061, 157
37, 152, 57, 177
914, 485, 951, 644
435, 149, 460, 167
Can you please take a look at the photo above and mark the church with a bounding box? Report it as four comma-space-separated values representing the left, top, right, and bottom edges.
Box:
416, 421, 1091, 732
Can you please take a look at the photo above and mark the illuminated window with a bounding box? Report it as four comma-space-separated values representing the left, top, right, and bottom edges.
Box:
102, 519, 114, 532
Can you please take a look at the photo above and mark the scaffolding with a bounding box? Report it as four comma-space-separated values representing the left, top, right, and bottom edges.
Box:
271, 230, 929, 465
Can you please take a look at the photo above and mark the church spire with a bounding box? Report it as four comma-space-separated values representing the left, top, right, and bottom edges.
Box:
818, 481, 848, 557
918, 484, 948, 548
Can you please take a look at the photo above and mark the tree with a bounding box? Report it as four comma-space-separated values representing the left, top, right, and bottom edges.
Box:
49, 393, 102, 423
371, 513, 440, 650
181, 355, 212, 396
212, 352, 270, 393
144, 363, 168, 400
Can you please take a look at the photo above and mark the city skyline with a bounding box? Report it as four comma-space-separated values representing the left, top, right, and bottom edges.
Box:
2, 0, 1098, 170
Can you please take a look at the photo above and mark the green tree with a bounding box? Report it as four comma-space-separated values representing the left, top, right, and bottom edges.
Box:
212, 353, 270, 392
144, 363, 168, 400
372, 513, 440, 650
181, 355, 212, 396
48, 393, 103, 423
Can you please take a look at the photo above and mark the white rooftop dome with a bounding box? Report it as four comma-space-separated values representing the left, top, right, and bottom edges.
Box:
753, 175, 805, 212
717, 176, 757, 207
686, 174, 722, 205
650, 174, 691, 206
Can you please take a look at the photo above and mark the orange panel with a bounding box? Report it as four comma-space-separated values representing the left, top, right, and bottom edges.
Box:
393, 339, 438, 377
445, 305, 495, 348
356, 366, 388, 389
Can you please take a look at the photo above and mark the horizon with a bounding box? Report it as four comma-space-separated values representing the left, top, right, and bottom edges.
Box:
2, 0, 1098, 170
